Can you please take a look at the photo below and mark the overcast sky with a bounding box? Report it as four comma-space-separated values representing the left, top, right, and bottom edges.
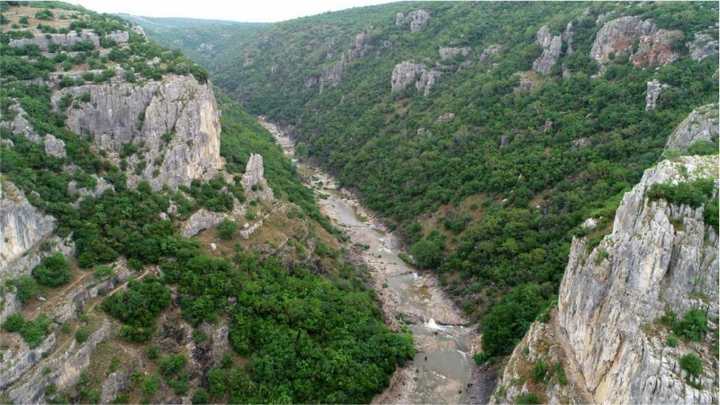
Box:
69, 0, 396, 23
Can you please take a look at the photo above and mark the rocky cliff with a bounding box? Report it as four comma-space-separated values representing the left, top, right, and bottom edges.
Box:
591, 16, 683, 68
492, 105, 719, 403
53, 74, 224, 190
0, 181, 56, 280
665, 104, 719, 153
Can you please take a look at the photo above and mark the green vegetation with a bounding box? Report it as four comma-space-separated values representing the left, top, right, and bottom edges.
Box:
217, 218, 237, 240
516, 393, 541, 404
101, 278, 171, 342
3, 313, 52, 348
647, 178, 716, 209
32, 253, 71, 287
9, 275, 40, 303
531, 359, 548, 383
137, 1, 719, 357
679, 352, 703, 388
660, 308, 709, 343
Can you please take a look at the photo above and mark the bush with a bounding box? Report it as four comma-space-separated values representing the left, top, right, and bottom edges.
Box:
75, 326, 91, 343
159, 354, 187, 377
2, 313, 51, 348
102, 278, 171, 342
35, 9, 54, 20
409, 231, 445, 269
217, 219, 237, 240
10, 275, 40, 303
516, 393, 541, 404
679, 352, 703, 381
531, 359, 548, 383
647, 178, 715, 209
686, 140, 718, 156
481, 283, 551, 357
32, 253, 71, 287
666, 334, 679, 347
94, 265, 114, 280
673, 308, 708, 342
192, 388, 209, 404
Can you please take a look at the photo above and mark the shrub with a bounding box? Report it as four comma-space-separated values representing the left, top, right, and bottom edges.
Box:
516, 393, 541, 404
75, 326, 91, 343
159, 354, 187, 377
35, 9, 54, 20
192, 388, 209, 404
32, 253, 71, 287
94, 265, 114, 280
217, 219, 237, 240
409, 230, 445, 269
531, 359, 548, 383
679, 352, 703, 384
686, 140, 718, 156
667, 334, 679, 347
2, 314, 51, 348
673, 309, 708, 342
647, 178, 715, 209
11, 275, 40, 303
102, 278, 170, 342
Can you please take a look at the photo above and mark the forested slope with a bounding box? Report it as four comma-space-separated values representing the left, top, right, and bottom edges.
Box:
0, 2, 412, 402
135, 1, 719, 358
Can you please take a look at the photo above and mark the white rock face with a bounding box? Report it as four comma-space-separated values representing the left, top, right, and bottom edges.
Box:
688, 32, 719, 61
591, 16, 682, 68
43, 134, 66, 158
532, 25, 563, 75
665, 104, 719, 152
106, 30, 129, 45
242, 153, 273, 202
395, 9, 431, 32
0, 181, 55, 280
53, 74, 224, 190
9, 30, 100, 51
645, 79, 670, 111
391, 61, 440, 96
182, 208, 226, 238
0, 104, 41, 143
493, 154, 719, 405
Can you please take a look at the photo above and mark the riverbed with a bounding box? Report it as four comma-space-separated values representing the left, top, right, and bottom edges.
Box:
259, 118, 494, 404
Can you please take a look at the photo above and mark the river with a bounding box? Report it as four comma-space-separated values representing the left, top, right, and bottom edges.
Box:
259, 118, 495, 404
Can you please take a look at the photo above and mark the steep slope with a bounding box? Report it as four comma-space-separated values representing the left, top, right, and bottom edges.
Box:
0, 2, 411, 403
491, 109, 719, 404
137, 1, 719, 359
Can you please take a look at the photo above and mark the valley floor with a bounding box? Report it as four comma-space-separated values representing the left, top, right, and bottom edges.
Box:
260, 118, 496, 404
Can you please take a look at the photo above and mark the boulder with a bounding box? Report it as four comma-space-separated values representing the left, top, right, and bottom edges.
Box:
182, 208, 226, 238
665, 103, 719, 152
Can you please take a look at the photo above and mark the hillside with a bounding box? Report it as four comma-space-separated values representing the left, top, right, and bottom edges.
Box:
0, 2, 412, 403
134, 0, 719, 361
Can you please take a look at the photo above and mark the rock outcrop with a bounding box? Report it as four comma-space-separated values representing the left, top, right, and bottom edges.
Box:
493, 154, 719, 404
242, 153, 273, 202
532, 25, 563, 75
43, 134, 66, 158
182, 208, 226, 238
439, 46, 471, 61
395, 9, 431, 33
665, 103, 719, 152
479, 44, 502, 63
53, 74, 224, 190
591, 16, 682, 68
391, 61, 441, 96
9, 29, 101, 51
645, 79, 670, 111
688, 32, 719, 61
0, 181, 55, 280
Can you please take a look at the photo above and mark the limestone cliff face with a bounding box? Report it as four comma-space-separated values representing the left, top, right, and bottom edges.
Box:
53, 74, 224, 190
395, 9, 431, 33
591, 16, 683, 68
645, 79, 670, 111
665, 104, 719, 153
242, 153, 274, 202
0, 181, 55, 280
391, 61, 441, 96
532, 26, 563, 75
492, 154, 719, 404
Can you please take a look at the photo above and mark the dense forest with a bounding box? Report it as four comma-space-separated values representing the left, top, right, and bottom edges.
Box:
136, 1, 719, 358
1, 2, 412, 402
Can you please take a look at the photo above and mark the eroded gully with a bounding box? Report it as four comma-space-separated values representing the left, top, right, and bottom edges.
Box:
259, 118, 496, 404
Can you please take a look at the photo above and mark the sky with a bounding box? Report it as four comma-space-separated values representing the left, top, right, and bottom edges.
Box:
69, 0, 396, 23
